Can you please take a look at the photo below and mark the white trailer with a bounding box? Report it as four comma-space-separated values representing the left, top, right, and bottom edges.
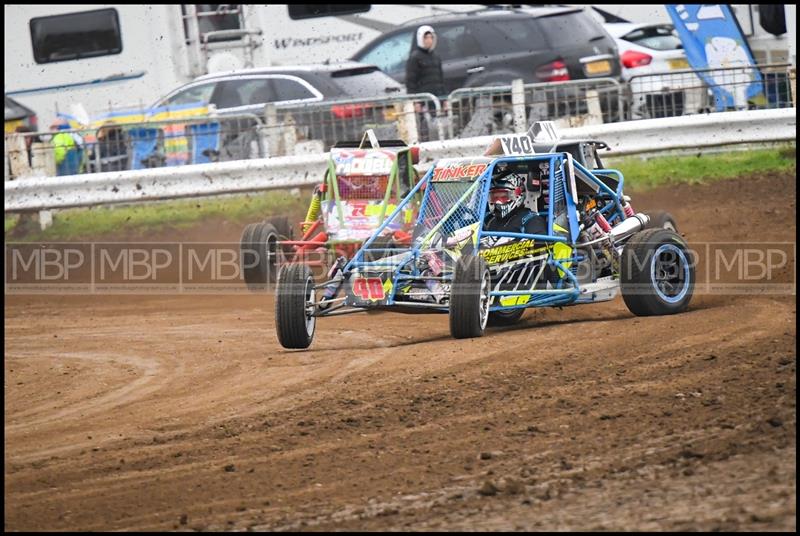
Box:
4, 4, 481, 128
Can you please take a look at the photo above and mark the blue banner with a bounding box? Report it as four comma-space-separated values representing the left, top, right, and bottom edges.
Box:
666, 4, 766, 111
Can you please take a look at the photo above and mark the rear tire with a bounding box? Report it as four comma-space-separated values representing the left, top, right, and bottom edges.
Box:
449, 256, 491, 339
620, 228, 694, 316
266, 215, 294, 240
488, 308, 525, 327
275, 263, 316, 349
240, 222, 280, 291
645, 210, 678, 232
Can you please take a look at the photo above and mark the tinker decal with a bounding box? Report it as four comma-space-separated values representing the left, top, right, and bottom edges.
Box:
432, 163, 488, 182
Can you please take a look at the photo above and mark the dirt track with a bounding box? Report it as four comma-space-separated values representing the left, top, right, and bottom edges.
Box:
4, 172, 796, 531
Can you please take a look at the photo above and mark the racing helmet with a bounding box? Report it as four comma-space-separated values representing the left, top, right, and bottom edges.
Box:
489, 173, 524, 219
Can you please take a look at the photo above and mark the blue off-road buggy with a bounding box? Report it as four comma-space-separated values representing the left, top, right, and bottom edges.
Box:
275, 122, 694, 349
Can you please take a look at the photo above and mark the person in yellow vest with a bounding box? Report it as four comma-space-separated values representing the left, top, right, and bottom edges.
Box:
50, 117, 84, 176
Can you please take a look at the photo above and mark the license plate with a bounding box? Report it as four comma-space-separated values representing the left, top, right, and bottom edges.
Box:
668, 58, 689, 70
585, 60, 611, 76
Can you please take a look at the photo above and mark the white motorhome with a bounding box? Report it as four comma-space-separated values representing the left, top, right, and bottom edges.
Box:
4, 4, 482, 128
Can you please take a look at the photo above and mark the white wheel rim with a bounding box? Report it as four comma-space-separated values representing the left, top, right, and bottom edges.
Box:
479, 270, 490, 330
305, 276, 316, 337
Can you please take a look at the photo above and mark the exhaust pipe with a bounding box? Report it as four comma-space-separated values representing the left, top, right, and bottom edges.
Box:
609, 213, 649, 243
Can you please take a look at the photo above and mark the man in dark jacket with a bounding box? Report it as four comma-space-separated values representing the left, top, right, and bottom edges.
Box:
406, 25, 446, 141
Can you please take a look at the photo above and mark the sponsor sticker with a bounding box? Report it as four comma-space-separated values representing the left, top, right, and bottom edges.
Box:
432, 162, 488, 182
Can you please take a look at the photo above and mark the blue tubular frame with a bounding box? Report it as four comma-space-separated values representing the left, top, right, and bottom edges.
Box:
572, 161, 627, 223
334, 152, 629, 313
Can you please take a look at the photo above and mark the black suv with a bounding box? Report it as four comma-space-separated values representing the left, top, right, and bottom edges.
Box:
352, 6, 620, 92
352, 6, 622, 129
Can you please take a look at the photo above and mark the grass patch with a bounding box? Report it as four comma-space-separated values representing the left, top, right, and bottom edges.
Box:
8, 190, 310, 242
606, 144, 796, 191
5, 214, 20, 233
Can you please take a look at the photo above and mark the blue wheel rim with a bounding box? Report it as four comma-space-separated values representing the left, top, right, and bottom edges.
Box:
650, 244, 690, 303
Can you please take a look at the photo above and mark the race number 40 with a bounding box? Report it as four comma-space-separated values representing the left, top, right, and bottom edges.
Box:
352, 277, 385, 300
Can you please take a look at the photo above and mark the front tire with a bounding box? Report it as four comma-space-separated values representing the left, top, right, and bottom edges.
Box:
275, 263, 316, 349
620, 228, 694, 316
449, 256, 491, 339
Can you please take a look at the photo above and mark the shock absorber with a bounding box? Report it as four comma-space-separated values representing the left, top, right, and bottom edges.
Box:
303, 186, 323, 234
594, 210, 612, 233
623, 202, 635, 218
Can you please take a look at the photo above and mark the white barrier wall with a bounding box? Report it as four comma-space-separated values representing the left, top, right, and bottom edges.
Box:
5, 109, 796, 212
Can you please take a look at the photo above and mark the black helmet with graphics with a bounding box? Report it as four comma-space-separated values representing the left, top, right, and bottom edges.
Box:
489, 172, 524, 220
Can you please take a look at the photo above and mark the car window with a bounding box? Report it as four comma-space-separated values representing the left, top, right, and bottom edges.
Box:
473, 19, 547, 55
356, 31, 414, 74
163, 83, 216, 107
329, 67, 403, 98
623, 27, 682, 51
272, 78, 316, 101
435, 24, 481, 60
539, 10, 607, 48
213, 79, 276, 108
5, 97, 32, 121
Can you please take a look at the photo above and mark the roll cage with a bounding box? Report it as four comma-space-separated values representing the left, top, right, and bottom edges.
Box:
319, 146, 630, 316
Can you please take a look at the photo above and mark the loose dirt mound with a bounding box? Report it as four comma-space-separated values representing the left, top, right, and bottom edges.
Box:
4, 171, 796, 531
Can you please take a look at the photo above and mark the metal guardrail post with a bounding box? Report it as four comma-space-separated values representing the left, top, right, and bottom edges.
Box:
263, 103, 280, 157
511, 79, 526, 133
399, 100, 419, 144
6, 134, 29, 178
31, 141, 54, 177
585, 90, 602, 125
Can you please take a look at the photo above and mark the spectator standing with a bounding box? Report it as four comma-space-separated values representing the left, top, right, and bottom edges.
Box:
50, 118, 85, 176
406, 25, 446, 141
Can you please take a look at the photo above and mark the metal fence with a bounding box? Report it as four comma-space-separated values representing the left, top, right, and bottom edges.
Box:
5, 64, 796, 181
265, 92, 443, 152
627, 62, 794, 119
446, 78, 624, 138
6, 113, 266, 180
